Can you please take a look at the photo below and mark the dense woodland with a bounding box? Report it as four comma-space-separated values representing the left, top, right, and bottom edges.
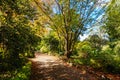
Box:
0, 0, 120, 79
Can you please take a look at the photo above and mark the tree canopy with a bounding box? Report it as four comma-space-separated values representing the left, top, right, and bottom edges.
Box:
0, 0, 40, 70
1, 0, 120, 79
34, 0, 107, 58
105, 0, 120, 41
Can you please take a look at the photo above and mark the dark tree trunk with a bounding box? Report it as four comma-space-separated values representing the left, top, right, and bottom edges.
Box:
66, 50, 72, 58
64, 36, 73, 59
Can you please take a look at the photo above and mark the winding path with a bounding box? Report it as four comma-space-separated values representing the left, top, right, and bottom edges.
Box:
29, 53, 101, 80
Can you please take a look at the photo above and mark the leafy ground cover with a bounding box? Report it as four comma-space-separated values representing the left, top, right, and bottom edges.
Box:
0, 61, 31, 80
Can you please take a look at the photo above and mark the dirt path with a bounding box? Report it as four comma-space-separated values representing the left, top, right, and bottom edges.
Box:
29, 53, 103, 80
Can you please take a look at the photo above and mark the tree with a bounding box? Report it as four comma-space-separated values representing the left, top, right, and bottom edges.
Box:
34, 0, 107, 58
105, 0, 120, 41
104, 0, 120, 60
0, 0, 40, 69
86, 34, 108, 51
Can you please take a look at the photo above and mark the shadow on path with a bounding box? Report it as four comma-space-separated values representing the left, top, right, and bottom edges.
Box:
29, 53, 101, 80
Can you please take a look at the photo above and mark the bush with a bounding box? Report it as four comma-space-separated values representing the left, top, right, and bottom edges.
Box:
72, 43, 120, 73
81, 44, 92, 53
39, 32, 60, 53
113, 41, 120, 55
11, 61, 31, 80
95, 45, 120, 73
0, 61, 31, 80
0, 25, 40, 71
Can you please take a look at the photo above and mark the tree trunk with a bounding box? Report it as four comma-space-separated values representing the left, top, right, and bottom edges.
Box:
64, 35, 73, 59
65, 50, 72, 59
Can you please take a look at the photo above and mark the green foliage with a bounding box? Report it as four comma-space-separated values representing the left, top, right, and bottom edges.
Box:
81, 44, 92, 54
98, 46, 120, 73
48, 35, 59, 52
38, 31, 60, 54
86, 34, 108, 51
0, 61, 31, 80
40, 46, 49, 53
105, 0, 120, 41
113, 41, 120, 55
10, 62, 31, 80
0, 0, 40, 71
72, 40, 120, 73
35, 0, 107, 58
101, 0, 120, 73
0, 25, 40, 70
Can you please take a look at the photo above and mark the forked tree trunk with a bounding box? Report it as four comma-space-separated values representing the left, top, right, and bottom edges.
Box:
64, 35, 73, 59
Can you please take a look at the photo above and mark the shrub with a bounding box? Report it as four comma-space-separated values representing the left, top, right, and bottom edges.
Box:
40, 46, 49, 53
113, 41, 120, 55
0, 61, 31, 80
10, 61, 31, 80
96, 45, 120, 73
81, 44, 92, 54
72, 43, 120, 73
